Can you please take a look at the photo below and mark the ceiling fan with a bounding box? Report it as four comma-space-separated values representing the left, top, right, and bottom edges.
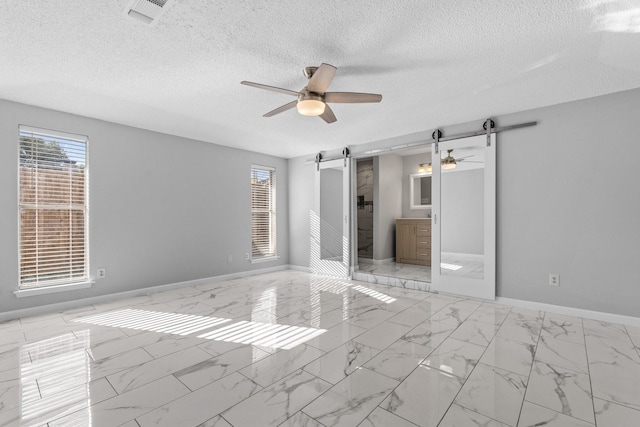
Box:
241, 63, 382, 123
441, 149, 483, 170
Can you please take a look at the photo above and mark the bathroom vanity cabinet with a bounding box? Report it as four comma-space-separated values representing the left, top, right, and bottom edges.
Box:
396, 219, 431, 266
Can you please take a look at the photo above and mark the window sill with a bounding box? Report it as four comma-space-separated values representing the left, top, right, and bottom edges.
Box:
14, 281, 94, 298
250, 256, 280, 264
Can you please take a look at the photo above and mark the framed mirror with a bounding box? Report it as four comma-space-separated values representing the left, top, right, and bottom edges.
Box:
409, 173, 432, 210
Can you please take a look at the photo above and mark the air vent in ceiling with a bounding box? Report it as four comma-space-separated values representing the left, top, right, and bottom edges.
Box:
124, 0, 172, 25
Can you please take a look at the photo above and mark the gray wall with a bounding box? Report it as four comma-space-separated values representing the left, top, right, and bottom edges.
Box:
0, 100, 289, 314
494, 89, 640, 317
289, 88, 640, 317
288, 156, 314, 269
441, 169, 484, 254
373, 155, 403, 261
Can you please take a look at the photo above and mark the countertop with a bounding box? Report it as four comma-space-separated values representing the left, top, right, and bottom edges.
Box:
396, 218, 432, 220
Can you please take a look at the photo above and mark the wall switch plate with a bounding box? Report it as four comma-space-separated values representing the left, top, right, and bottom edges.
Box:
549, 274, 560, 286
97, 268, 106, 279
244, 253, 250, 260
227, 254, 233, 263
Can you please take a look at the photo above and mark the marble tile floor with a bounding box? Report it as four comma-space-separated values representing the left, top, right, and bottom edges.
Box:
357, 252, 484, 285
439, 252, 484, 280
1, 270, 639, 426
357, 261, 432, 282
351, 269, 432, 293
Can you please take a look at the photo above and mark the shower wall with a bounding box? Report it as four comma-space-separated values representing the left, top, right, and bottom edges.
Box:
356, 159, 373, 258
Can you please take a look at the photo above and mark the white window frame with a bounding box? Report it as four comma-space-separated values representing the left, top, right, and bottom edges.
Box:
250, 165, 277, 262
16, 125, 90, 296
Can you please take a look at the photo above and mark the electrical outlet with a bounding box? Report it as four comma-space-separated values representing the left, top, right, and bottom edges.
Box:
244, 253, 250, 260
97, 268, 106, 279
227, 254, 233, 263
549, 274, 560, 287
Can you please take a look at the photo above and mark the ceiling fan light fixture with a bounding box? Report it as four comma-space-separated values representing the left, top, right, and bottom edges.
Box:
297, 94, 325, 116
442, 149, 457, 170
442, 158, 457, 169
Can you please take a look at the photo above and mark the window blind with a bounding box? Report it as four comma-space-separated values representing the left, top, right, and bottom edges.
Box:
251, 166, 276, 259
19, 126, 89, 289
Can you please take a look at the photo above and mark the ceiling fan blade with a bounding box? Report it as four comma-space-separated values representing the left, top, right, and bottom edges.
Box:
319, 104, 337, 123
241, 81, 300, 97
456, 155, 474, 160
324, 92, 382, 103
263, 100, 297, 117
307, 63, 337, 94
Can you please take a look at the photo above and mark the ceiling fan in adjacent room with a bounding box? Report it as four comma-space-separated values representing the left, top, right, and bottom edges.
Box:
441, 149, 483, 170
241, 63, 382, 123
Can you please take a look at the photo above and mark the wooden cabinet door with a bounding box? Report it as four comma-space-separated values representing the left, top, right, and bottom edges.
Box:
406, 225, 417, 260
397, 222, 417, 261
396, 223, 407, 260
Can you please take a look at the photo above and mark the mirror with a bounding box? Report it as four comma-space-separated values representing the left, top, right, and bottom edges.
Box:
320, 166, 344, 261
409, 173, 432, 209
439, 145, 485, 279
313, 158, 350, 278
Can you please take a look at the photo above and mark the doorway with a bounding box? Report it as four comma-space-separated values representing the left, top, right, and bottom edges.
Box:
353, 150, 433, 288
351, 133, 496, 300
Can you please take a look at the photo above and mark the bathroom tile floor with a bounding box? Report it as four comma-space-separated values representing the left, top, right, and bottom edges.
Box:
357, 252, 484, 283
1, 270, 639, 426
358, 261, 432, 282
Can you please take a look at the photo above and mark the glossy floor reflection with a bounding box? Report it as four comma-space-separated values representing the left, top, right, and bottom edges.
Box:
358, 261, 432, 282
1, 270, 639, 426
357, 252, 484, 284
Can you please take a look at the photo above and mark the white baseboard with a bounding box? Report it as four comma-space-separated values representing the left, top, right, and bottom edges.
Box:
288, 265, 311, 273
5, 267, 639, 329
496, 297, 640, 328
0, 265, 291, 323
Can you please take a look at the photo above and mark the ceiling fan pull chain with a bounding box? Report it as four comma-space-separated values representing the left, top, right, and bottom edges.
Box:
484, 118, 495, 146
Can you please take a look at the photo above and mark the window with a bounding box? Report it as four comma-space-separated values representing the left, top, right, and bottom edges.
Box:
251, 165, 276, 260
18, 126, 89, 289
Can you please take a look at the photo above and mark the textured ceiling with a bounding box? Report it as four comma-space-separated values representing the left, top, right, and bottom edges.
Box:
1, 0, 640, 158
